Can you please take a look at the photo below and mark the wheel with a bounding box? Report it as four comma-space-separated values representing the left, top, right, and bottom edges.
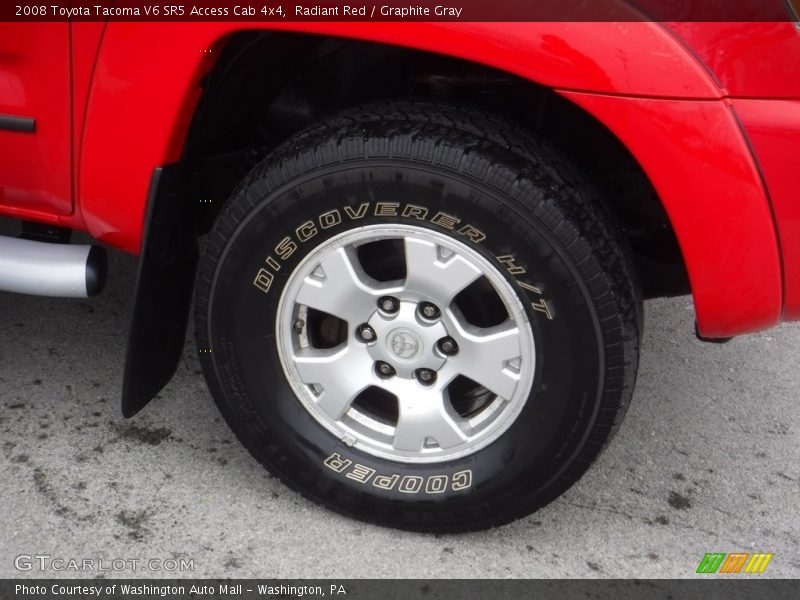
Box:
195, 101, 642, 532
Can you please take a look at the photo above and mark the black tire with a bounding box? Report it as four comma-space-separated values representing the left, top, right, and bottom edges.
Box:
195, 100, 642, 532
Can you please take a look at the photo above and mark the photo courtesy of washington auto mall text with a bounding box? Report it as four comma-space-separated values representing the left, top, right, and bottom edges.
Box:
12, 583, 350, 598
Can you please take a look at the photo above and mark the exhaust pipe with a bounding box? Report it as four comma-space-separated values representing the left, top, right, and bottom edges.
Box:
0, 235, 107, 298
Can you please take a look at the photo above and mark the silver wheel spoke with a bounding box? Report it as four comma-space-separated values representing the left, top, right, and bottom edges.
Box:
277, 225, 536, 464
450, 319, 522, 401
403, 237, 481, 303
293, 345, 373, 420
392, 386, 468, 452
295, 247, 379, 324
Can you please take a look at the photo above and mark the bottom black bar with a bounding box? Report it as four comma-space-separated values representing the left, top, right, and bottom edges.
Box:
1, 579, 798, 600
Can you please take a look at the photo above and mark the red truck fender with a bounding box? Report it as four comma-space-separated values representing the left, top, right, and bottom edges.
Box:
78, 22, 782, 341
69, 22, 784, 414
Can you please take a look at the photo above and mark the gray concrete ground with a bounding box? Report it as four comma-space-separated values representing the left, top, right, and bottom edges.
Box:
1, 241, 798, 579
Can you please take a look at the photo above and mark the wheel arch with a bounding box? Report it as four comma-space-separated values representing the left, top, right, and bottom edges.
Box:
102, 23, 781, 415
79, 20, 720, 253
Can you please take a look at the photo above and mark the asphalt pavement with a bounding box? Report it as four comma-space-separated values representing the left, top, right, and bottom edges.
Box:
1, 237, 798, 579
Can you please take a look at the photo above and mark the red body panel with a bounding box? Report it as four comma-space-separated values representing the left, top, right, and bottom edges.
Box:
70, 22, 107, 228
561, 91, 783, 336
734, 99, 800, 321
1, 20, 798, 338
668, 22, 800, 98
0, 24, 72, 217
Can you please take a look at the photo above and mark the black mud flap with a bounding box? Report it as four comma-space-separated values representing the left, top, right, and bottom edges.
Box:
121, 166, 198, 417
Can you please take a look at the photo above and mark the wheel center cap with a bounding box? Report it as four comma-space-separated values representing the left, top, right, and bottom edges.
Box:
367, 301, 448, 377
388, 328, 422, 360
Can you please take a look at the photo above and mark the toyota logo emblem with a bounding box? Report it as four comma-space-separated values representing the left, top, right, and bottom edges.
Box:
388, 329, 421, 360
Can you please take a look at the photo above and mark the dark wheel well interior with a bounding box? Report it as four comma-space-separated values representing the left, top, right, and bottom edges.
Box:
183, 30, 689, 299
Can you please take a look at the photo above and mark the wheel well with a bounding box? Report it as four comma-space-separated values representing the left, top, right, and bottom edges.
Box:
183, 31, 689, 299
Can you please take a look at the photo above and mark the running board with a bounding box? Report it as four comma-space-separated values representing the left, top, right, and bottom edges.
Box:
0, 235, 107, 298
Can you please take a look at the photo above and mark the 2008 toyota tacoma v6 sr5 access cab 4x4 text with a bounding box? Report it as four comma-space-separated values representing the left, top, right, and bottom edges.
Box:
1, 8, 799, 531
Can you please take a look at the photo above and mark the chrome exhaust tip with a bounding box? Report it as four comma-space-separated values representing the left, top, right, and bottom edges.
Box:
0, 235, 107, 298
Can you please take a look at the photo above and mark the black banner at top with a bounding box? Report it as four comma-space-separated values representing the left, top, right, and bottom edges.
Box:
4, 0, 800, 22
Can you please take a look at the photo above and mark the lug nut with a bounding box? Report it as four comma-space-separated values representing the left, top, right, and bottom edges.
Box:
415, 368, 437, 385
378, 296, 400, 314
437, 337, 459, 356
356, 324, 376, 342
376, 361, 396, 378
419, 302, 441, 320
